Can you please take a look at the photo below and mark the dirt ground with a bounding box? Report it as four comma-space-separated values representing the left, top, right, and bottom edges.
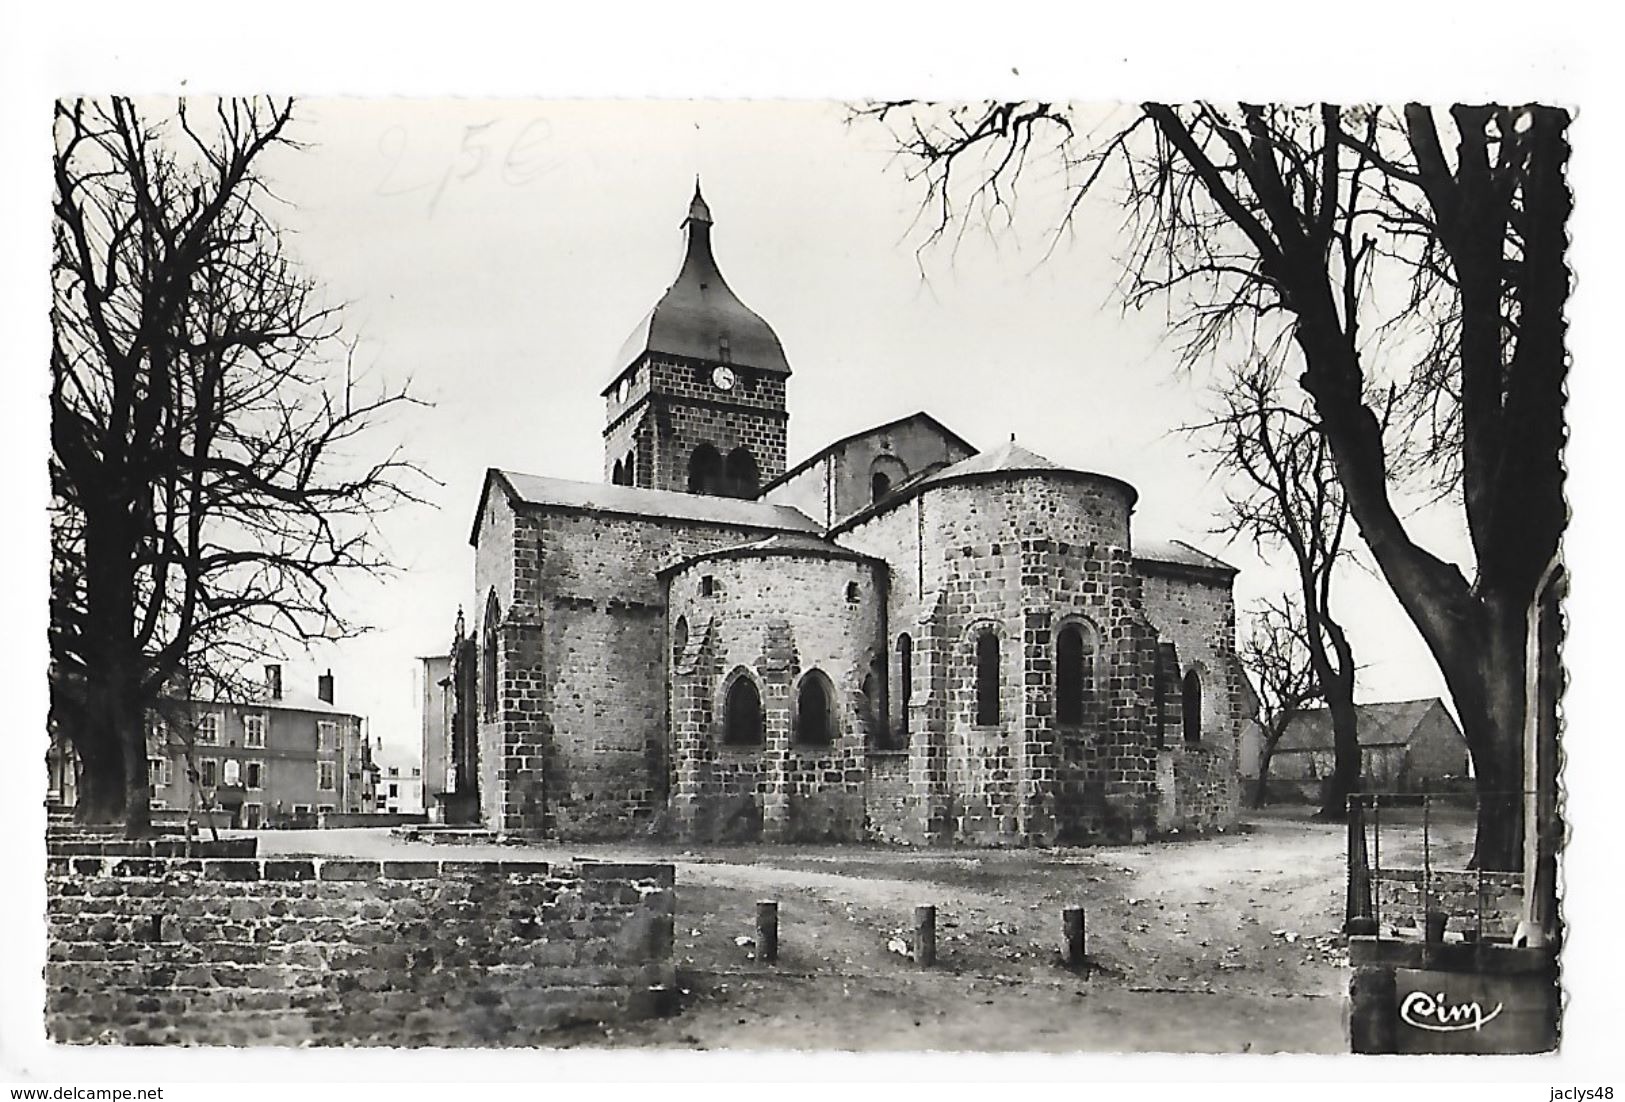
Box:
253, 808, 1475, 1053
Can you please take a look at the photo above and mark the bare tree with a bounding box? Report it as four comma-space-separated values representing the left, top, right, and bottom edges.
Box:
1240, 595, 1324, 809
858, 102, 1568, 870
50, 97, 427, 835
1203, 363, 1360, 819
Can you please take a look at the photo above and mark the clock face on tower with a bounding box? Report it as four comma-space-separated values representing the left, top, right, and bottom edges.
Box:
710, 365, 737, 392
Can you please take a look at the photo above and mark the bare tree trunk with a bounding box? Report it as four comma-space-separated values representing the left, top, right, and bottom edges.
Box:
1251, 761, 1272, 809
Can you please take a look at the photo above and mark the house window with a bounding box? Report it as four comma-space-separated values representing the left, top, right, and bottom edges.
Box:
1056, 622, 1097, 727
1183, 670, 1203, 743
318, 721, 337, 752
243, 713, 266, 748
897, 633, 913, 735
293, 804, 311, 816
700, 575, 718, 597
245, 761, 264, 789
796, 672, 836, 746
317, 804, 335, 814
388, 783, 399, 798
975, 631, 1001, 726
319, 761, 336, 790
845, 581, 861, 603
196, 713, 220, 745
147, 757, 170, 788
723, 673, 763, 747
199, 759, 218, 787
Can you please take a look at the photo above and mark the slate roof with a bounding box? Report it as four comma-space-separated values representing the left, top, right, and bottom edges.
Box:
659, 531, 882, 576
604, 182, 790, 391
1275, 698, 1452, 752
474, 468, 820, 543
1134, 538, 1239, 576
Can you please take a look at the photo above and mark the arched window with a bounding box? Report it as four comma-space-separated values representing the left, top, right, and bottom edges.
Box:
1056, 622, 1097, 727
871, 472, 891, 502
896, 633, 913, 735
795, 672, 836, 746
975, 631, 1000, 726
481, 591, 501, 721
870, 455, 908, 506
672, 615, 689, 664
723, 674, 763, 746
688, 443, 722, 495
1183, 669, 1203, 743
611, 458, 628, 486
725, 446, 759, 498
624, 451, 636, 485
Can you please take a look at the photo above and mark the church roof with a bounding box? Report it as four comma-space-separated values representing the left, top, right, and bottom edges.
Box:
658, 531, 882, 576
1133, 538, 1238, 576
827, 438, 1140, 535
472, 468, 820, 544
604, 182, 790, 393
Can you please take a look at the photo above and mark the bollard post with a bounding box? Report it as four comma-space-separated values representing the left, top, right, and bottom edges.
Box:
1062, 906, 1086, 968
1424, 909, 1448, 945
914, 905, 937, 968
756, 900, 778, 963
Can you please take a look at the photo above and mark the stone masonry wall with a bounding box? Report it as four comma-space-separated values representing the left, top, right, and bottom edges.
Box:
476, 487, 815, 837
1137, 564, 1241, 830
1373, 867, 1524, 938
863, 751, 912, 843
667, 550, 882, 841
45, 852, 676, 1046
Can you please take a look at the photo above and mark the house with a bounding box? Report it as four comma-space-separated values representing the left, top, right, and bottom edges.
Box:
1256, 697, 1468, 798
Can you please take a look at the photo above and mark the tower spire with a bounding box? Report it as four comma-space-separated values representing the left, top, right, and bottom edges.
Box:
686, 177, 712, 226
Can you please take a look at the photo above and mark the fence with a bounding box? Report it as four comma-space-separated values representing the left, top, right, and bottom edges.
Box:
1344, 791, 1526, 940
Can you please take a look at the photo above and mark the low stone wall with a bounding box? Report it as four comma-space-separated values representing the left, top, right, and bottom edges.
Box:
45, 852, 676, 1046
1373, 867, 1523, 937
317, 811, 429, 829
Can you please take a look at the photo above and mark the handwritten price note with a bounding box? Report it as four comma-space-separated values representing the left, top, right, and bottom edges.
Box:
376, 117, 558, 216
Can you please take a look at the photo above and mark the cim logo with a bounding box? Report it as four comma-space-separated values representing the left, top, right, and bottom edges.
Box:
1399, 989, 1505, 1033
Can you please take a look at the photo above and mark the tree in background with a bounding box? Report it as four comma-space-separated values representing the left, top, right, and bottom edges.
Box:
1240, 594, 1323, 809
51, 97, 426, 835
1203, 363, 1360, 819
858, 102, 1568, 870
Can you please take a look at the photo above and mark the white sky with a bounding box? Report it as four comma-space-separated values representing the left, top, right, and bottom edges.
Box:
2, 0, 1620, 1083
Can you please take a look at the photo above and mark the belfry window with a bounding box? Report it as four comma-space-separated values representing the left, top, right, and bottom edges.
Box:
726, 446, 759, 498
1183, 670, 1203, 743
723, 674, 763, 747
689, 443, 722, 494
975, 631, 1000, 726
871, 472, 891, 502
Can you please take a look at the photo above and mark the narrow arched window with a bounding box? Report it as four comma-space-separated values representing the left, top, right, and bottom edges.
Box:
689, 443, 722, 495
611, 458, 627, 485
1057, 622, 1097, 727
724, 674, 763, 746
624, 451, 636, 485
1183, 670, 1203, 743
726, 446, 759, 498
796, 672, 835, 746
897, 633, 913, 735
672, 615, 689, 664
975, 631, 1000, 726
871, 472, 891, 502
481, 591, 501, 721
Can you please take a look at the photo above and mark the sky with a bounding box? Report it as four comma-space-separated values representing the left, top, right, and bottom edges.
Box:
193, 97, 1484, 764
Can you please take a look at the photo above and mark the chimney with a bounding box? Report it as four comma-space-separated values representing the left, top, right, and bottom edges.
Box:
265, 663, 282, 700
318, 669, 335, 705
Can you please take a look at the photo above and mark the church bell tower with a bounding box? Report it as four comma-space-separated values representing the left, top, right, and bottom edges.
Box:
602, 183, 790, 498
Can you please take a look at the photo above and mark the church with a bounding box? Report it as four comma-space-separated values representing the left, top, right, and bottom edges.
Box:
431, 185, 1244, 844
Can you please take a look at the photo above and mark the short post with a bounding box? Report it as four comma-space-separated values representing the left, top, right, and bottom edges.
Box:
756, 900, 778, 963
1425, 909, 1448, 945
914, 904, 937, 968
1062, 906, 1086, 968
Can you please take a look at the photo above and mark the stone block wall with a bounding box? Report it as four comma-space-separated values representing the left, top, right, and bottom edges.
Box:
863, 751, 912, 842
666, 548, 882, 841
44, 851, 676, 1046
1373, 867, 1525, 937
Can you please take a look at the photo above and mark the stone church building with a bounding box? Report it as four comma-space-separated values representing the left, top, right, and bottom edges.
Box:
435, 186, 1244, 844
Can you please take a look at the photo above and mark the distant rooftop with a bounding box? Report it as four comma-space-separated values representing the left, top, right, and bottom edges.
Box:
1134, 538, 1238, 575
1277, 698, 1455, 752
